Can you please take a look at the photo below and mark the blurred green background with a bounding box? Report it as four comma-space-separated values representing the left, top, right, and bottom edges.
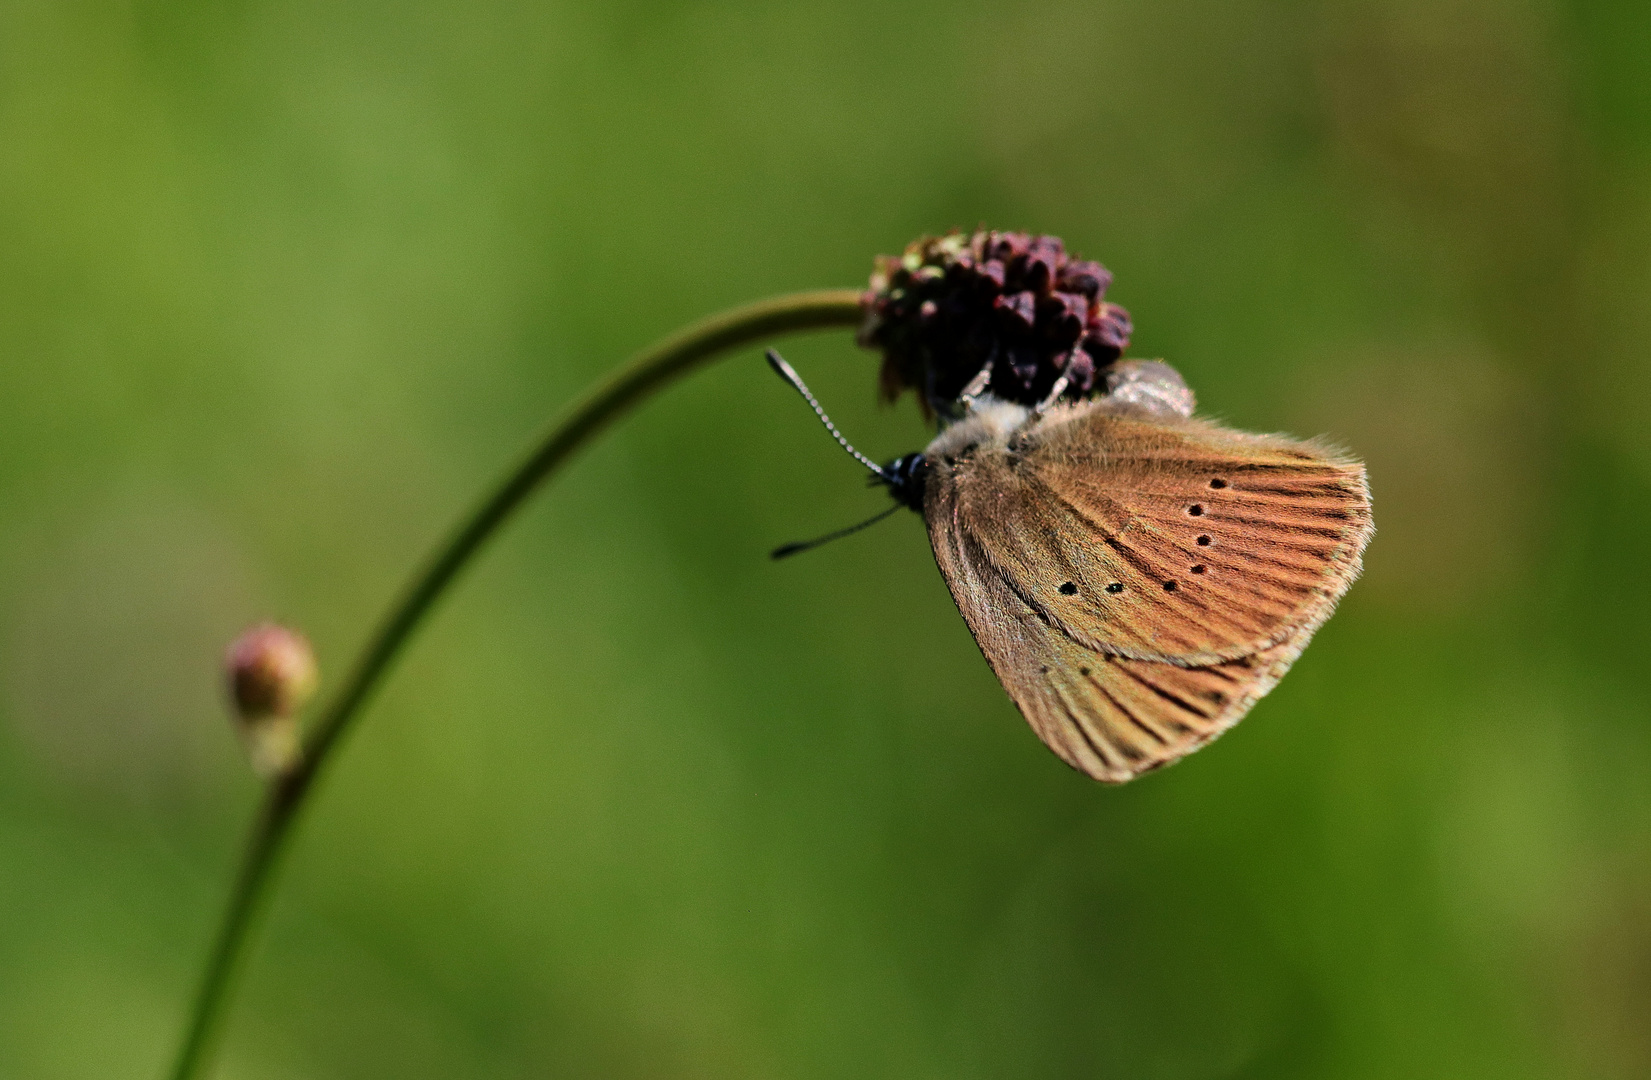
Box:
3, 0, 1650, 1077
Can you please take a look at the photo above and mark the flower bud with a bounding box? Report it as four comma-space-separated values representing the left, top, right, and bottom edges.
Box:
227, 623, 317, 718
225, 623, 317, 778
858, 229, 1134, 419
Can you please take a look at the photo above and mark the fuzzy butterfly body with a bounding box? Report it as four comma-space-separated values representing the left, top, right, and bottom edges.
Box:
917, 389, 1371, 782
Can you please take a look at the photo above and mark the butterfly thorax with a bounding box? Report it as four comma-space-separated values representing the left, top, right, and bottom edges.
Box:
925, 397, 1033, 460
922, 362, 1196, 466
883, 363, 1200, 516
876, 397, 1030, 514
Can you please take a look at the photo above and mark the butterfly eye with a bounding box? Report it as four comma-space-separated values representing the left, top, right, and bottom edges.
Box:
1197, 535, 1211, 546
1105, 582, 1124, 594
1188, 504, 1204, 516
1209, 478, 1228, 489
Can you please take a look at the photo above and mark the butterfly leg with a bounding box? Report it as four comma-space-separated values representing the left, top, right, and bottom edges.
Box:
1034, 375, 1070, 414
958, 360, 994, 410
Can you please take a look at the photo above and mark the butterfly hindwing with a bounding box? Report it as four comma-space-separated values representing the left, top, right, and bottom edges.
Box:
928, 514, 1310, 782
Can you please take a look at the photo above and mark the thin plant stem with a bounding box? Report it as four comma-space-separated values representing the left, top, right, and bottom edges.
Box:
166, 288, 865, 1080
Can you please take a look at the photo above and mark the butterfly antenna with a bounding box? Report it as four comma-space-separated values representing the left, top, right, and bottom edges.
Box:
770, 503, 901, 560
766, 349, 885, 479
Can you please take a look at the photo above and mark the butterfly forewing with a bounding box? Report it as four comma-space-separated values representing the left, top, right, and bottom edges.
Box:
943, 403, 1370, 666
924, 399, 1371, 782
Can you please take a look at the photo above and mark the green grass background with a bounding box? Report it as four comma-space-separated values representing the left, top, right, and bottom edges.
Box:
3, 0, 1650, 1076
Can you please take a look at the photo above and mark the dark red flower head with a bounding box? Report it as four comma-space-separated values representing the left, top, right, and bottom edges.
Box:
857, 230, 1133, 418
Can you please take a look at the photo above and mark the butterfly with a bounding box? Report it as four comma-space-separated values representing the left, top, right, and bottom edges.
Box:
769, 350, 1372, 783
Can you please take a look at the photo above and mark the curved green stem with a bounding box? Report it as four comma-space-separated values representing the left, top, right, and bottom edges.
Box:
166, 288, 865, 1080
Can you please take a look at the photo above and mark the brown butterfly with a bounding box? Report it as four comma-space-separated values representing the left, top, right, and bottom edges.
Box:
768, 351, 1372, 783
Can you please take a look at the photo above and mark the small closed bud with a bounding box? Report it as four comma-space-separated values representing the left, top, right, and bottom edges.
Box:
225, 623, 317, 778
227, 623, 317, 718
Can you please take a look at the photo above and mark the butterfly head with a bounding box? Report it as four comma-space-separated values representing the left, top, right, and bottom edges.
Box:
877, 452, 928, 512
